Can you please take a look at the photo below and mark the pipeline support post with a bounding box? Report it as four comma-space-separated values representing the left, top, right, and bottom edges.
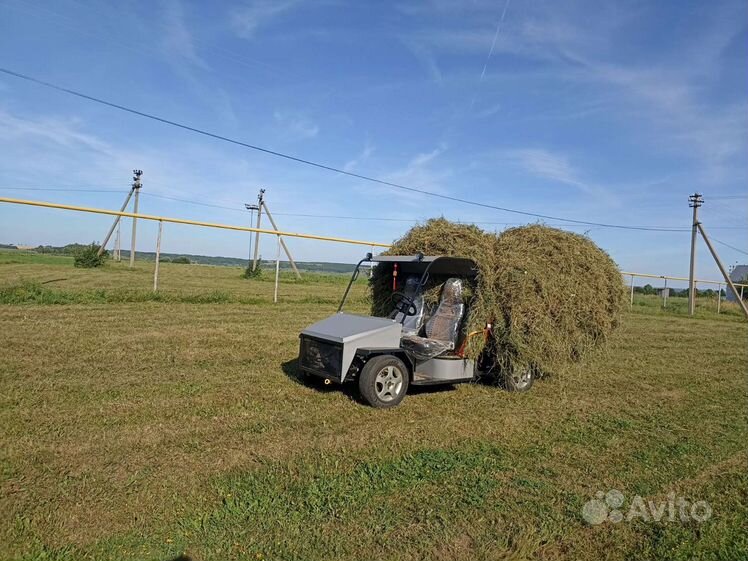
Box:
274, 235, 281, 304
153, 220, 163, 292
629, 274, 635, 308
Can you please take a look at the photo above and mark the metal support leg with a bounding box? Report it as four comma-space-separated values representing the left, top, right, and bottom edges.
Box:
274, 235, 281, 304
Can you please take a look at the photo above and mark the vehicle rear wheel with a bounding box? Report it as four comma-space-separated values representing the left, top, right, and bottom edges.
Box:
503, 364, 536, 392
359, 355, 409, 408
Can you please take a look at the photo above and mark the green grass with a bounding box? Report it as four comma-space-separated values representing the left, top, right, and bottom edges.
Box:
630, 293, 745, 321
0, 249, 74, 266
1, 255, 746, 560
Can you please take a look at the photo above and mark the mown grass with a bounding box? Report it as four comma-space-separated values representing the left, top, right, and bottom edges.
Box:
0, 252, 365, 307
630, 293, 745, 321
0, 249, 75, 266
1, 255, 746, 560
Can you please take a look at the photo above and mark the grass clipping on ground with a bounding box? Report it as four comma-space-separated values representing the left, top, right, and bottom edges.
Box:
370, 218, 626, 375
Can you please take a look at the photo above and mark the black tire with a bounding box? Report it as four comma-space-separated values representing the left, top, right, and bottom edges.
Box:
503, 364, 536, 392
358, 355, 409, 408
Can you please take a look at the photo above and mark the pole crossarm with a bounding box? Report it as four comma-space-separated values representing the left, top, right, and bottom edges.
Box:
0, 196, 392, 248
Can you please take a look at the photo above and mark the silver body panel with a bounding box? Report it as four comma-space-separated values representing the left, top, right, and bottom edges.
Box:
415, 356, 475, 381
301, 313, 402, 381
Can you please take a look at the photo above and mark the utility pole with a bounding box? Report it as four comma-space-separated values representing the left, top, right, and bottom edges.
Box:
244, 202, 259, 268
696, 222, 748, 319
129, 170, 143, 268
261, 199, 302, 279
97, 180, 136, 256
687, 192, 703, 315
251, 188, 265, 272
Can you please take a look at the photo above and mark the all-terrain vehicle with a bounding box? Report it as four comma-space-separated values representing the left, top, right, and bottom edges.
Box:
297, 253, 535, 408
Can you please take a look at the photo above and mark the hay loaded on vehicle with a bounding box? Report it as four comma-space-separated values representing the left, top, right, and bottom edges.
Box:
297, 220, 625, 408
298, 253, 531, 408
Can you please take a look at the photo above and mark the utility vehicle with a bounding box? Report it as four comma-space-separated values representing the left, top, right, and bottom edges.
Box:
297, 253, 535, 408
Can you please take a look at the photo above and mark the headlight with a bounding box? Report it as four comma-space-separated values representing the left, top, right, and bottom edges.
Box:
300, 337, 342, 376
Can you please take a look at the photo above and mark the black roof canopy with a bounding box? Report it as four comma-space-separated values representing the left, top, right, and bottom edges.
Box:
370, 255, 478, 277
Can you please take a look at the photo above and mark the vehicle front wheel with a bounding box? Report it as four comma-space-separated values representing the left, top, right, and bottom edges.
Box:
503, 364, 536, 392
358, 355, 409, 408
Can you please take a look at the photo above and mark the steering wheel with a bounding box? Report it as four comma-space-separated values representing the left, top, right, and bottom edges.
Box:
392, 291, 418, 317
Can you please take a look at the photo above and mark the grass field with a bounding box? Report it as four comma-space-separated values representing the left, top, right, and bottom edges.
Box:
1, 253, 747, 560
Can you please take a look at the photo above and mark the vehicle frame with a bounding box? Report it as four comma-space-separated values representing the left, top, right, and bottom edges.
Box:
297, 253, 534, 407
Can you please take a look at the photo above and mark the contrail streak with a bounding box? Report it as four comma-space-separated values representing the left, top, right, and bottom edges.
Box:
471, 0, 511, 110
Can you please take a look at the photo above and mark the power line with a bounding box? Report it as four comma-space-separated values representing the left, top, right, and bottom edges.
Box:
0, 67, 697, 233
3, 185, 747, 232
711, 237, 748, 257
140, 192, 686, 229
142, 192, 245, 212
0, 186, 124, 193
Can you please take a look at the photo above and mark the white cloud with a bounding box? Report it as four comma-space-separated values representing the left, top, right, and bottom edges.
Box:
273, 111, 319, 140
0, 110, 112, 154
343, 143, 375, 172
564, 53, 748, 184
160, 0, 208, 70
351, 144, 452, 208
472, 101, 502, 118
409, 145, 446, 168
400, 38, 443, 84
230, 0, 299, 39
499, 148, 609, 199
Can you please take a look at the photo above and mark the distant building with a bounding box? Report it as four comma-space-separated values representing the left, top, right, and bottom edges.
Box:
726, 265, 748, 302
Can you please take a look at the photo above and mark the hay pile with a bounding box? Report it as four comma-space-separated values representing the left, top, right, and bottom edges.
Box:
370, 218, 626, 375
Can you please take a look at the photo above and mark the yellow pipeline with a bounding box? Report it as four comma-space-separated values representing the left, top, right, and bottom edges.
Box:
0, 196, 392, 248
621, 270, 747, 289
1, 197, 745, 286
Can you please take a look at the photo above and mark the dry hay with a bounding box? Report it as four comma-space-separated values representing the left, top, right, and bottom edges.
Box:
370, 218, 626, 375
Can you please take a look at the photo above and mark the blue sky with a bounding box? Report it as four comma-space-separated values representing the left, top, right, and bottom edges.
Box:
0, 0, 746, 283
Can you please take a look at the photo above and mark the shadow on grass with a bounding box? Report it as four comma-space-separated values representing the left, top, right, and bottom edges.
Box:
281, 358, 462, 405
281, 358, 360, 403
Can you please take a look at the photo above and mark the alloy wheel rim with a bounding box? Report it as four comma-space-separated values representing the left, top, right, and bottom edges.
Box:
375, 365, 403, 402
511, 367, 532, 389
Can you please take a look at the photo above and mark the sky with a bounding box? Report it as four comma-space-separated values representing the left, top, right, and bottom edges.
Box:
0, 0, 746, 284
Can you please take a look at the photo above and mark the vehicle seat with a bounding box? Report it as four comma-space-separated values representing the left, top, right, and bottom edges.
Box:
391, 275, 425, 335
401, 278, 465, 360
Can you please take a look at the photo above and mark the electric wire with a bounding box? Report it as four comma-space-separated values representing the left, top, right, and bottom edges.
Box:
0, 186, 123, 193
0, 67, 701, 233
2, 186, 746, 232
710, 237, 748, 257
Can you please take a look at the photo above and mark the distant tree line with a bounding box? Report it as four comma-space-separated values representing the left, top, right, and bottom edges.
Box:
634, 284, 725, 298
4, 242, 358, 273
